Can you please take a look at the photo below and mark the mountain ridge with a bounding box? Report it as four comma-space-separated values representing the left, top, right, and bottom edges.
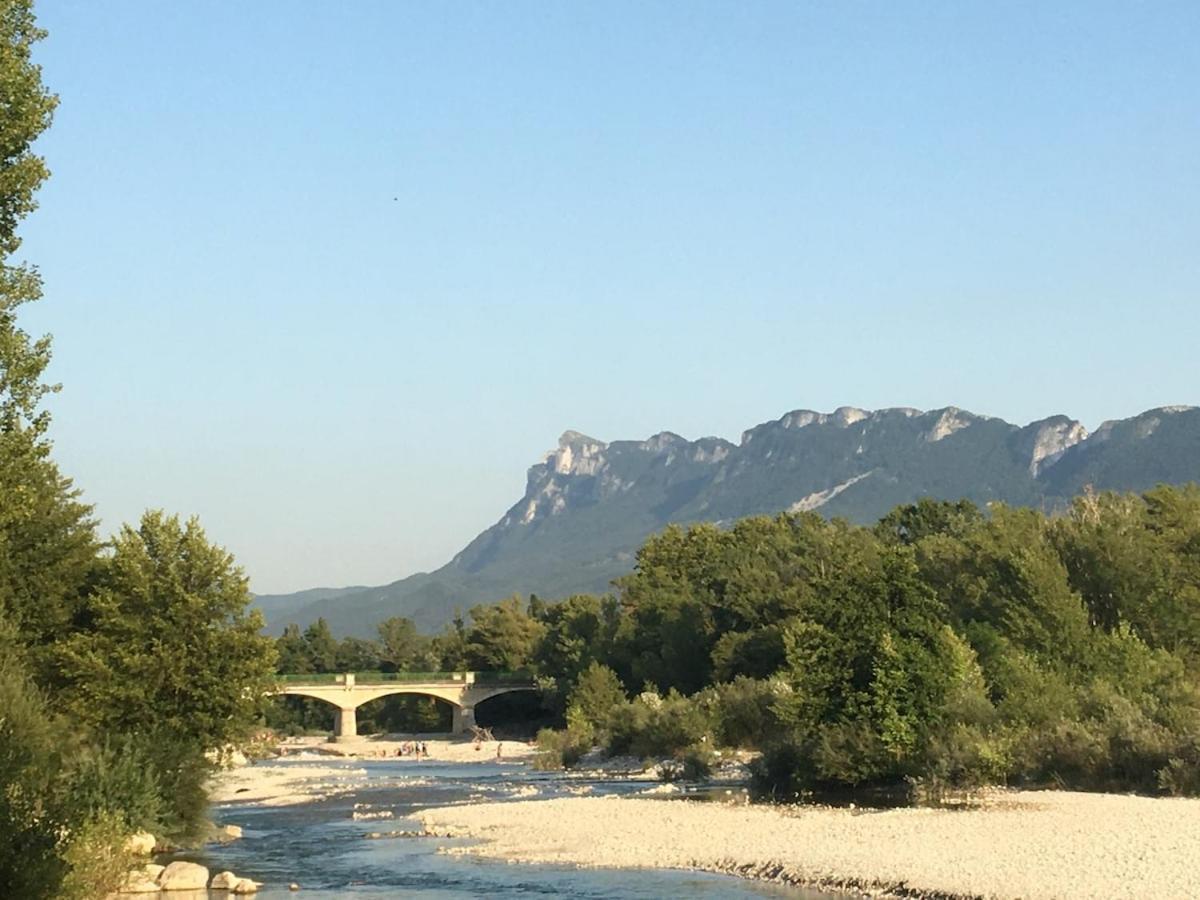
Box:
260, 404, 1200, 636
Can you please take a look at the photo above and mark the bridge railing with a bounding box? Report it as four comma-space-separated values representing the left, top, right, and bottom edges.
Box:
274, 670, 536, 686
471, 670, 535, 685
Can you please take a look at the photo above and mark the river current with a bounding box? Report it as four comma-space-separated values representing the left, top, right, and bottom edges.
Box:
191, 756, 829, 899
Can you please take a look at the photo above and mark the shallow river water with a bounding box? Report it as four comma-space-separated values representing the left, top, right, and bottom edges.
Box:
189, 757, 831, 899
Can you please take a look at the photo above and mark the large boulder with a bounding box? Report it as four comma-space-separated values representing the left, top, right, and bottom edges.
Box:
118, 864, 164, 893
157, 861, 210, 891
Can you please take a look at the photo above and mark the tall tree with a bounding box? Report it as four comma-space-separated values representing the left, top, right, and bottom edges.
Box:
464, 595, 545, 671
56, 512, 277, 752
0, 0, 95, 668
377, 615, 431, 671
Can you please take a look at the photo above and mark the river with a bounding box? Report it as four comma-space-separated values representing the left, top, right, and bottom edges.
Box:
189, 756, 831, 898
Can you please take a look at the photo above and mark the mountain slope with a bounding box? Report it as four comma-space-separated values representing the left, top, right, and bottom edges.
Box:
261, 405, 1200, 636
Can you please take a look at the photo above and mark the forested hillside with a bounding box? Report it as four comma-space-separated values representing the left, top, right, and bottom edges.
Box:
267, 405, 1200, 635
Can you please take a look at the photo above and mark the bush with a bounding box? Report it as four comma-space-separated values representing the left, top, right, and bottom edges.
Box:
749, 739, 814, 800
709, 677, 783, 749
606, 690, 714, 759
533, 725, 593, 770
65, 737, 162, 833
58, 811, 135, 900
1158, 756, 1200, 796
678, 744, 714, 781
565, 662, 626, 732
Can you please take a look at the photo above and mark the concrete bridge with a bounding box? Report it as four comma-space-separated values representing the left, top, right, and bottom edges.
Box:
275, 672, 538, 741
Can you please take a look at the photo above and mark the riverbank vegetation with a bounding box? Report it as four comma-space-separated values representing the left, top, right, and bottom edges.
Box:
271, 482, 1200, 801
0, 5, 276, 895
517, 488, 1200, 799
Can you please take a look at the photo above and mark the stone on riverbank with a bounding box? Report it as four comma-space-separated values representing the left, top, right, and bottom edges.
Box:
210, 870, 241, 889
233, 878, 261, 893
157, 861, 209, 891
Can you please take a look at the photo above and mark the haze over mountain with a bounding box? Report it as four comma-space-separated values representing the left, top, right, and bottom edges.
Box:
260, 404, 1200, 637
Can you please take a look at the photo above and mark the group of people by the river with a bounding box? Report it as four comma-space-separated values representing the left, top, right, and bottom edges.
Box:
371, 741, 427, 758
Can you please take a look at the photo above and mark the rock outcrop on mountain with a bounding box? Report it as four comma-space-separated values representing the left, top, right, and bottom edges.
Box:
261, 405, 1200, 636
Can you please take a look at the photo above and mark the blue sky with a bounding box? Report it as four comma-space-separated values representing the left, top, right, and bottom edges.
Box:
19, 1, 1200, 593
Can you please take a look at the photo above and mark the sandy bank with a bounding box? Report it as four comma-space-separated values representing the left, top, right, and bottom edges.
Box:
276, 734, 537, 763
210, 737, 535, 806
209, 762, 367, 806
418, 791, 1200, 899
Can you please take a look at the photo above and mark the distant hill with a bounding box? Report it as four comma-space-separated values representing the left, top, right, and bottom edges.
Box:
258, 405, 1200, 636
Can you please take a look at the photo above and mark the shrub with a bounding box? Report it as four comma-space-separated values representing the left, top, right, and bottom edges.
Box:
566, 662, 626, 732
65, 737, 162, 833
58, 811, 134, 900
532, 725, 593, 770
607, 690, 714, 759
710, 677, 782, 749
1158, 757, 1200, 797
749, 739, 814, 800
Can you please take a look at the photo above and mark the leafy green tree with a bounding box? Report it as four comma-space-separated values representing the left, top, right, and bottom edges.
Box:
0, 639, 69, 897
335, 636, 382, 672
56, 512, 277, 758
533, 593, 620, 707
431, 611, 469, 669
302, 617, 338, 672
875, 497, 984, 546
464, 595, 545, 671
1052, 486, 1200, 655
377, 615, 433, 670
0, 0, 95, 676
275, 623, 313, 673
566, 662, 626, 731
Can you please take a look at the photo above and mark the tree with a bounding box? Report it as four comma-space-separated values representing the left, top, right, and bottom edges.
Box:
56, 511, 277, 754
0, 0, 95, 676
464, 595, 545, 671
302, 618, 338, 672
566, 662, 626, 731
275, 623, 313, 674
533, 593, 619, 686
335, 636, 382, 672
377, 615, 431, 671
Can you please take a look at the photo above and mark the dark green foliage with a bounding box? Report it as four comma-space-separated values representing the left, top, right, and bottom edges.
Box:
0, 645, 69, 898
264, 695, 335, 735
606, 690, 715, 759
565, 662, 625, 731
65, 737, 162, 833
56, 512, 278, 754
708, 677, 783, 750
532, 724, 593, 770
463, 595, 545, 671
513, 485, 1200, 799
377, 615, 436, 670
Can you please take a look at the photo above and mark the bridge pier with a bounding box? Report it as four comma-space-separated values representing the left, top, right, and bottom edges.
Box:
333, 706, 358, 742
451, 704, 475, 735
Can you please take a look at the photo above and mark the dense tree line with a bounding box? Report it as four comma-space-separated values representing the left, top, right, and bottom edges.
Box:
0, 5, 276, 896
323, 488, 1200, 798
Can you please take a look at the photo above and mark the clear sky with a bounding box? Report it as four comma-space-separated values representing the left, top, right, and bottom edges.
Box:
18, 1, 1200, 593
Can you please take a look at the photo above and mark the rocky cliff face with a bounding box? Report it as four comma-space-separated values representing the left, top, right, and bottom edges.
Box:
263, 404, 1200, 636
